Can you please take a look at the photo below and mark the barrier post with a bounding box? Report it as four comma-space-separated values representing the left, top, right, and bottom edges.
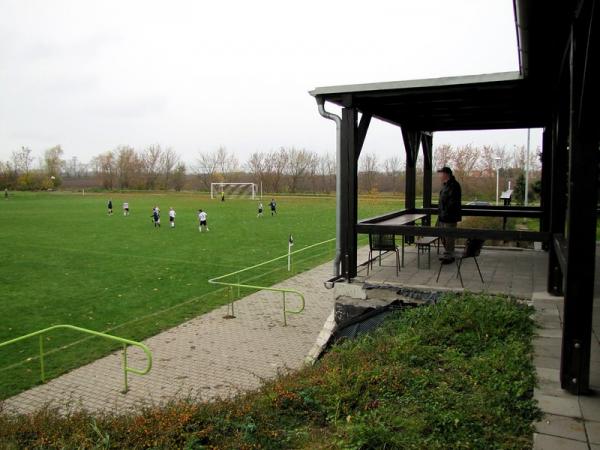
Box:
122, 344, 128, 393
282, 292, 287, 326
39, 335, 45, 383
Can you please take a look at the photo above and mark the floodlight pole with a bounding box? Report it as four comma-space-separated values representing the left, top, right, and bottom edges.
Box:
494, 157, 501, 206
525, 128, 530, 206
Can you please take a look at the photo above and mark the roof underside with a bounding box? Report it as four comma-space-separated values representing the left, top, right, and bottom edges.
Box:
310, 72, 548, 131
309, 0, 570, 132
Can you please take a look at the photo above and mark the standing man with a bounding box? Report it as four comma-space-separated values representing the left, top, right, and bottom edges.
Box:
269, 198, 277, 216
437, 166, 462, 264
198, 209, 209, 232
169, 207, 176, 228
257, 202, 264, 218
4, 188, 8, 199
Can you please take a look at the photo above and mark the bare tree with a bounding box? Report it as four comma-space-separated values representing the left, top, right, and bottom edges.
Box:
66, 156, 80, 177
433, 144, 454, 170
115, 146, 139, 189
215, 146, 238, 176
452, 144, 480, 178
0, 160, 17, 188
196, 149, 220, 189
43, 145, 65, 178
286, 147, 316, 193
160, 147, 179, 189
172, 163, 186, 191
196, 146, 238, 189
12, 146, 34, 175
268, 148, 289, 193
317, 153, 336, 193
142, 144, 162, 189
383, 156, 402, 193
359, 152, 379, 193
512, 145, 541, 172
91, 151, 116, 189
246, 151, 267, 185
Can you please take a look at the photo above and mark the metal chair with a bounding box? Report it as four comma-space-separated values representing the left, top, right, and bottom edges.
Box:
367, 233, 401, 276
436, 238, 485, 288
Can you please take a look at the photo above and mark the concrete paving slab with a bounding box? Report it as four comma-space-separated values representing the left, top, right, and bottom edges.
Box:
535, 414, 586, 442
533, 433, 588, 449
580, 395, 600, 421
586, 420, 600, 444
535, 393, 582, 418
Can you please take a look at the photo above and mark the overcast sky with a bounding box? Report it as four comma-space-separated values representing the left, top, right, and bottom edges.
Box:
0, 0, 541, 167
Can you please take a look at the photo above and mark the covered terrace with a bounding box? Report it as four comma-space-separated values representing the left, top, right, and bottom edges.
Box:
310, 0, 598, 395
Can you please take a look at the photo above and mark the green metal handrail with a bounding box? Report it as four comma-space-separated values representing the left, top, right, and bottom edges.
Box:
209, 238, 336, 325
0, 324, 152, 393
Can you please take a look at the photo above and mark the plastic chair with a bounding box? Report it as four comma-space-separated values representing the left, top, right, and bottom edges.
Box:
368, 234, 401, 276
436, 238, 485, 287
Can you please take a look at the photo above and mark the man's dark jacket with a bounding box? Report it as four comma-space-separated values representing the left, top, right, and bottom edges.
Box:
438, 176, 462, 223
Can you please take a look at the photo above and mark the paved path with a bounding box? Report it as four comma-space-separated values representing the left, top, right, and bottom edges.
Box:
2, 260, 337, 415
531, 244, 600, 450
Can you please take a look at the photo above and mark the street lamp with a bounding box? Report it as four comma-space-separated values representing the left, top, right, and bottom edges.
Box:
525, 128, 530, 206
494, 157, 501, 206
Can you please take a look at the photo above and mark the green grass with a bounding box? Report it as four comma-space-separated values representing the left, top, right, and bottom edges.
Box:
0, 191, 404, 399
0, 293, 540, 449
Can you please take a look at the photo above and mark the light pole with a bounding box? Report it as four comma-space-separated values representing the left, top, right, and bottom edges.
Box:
525, 128, 530, 206
494, 157, 501, 206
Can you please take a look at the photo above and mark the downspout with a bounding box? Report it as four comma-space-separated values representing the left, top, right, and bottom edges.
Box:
316, 97, 342, 277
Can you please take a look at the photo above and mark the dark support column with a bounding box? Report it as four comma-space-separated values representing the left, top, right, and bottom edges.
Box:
401, 128, 421, 211
357, 113, 372, 155
421, 132, 433, 226
340, 107, 360, 280
547, 78, 570, 295
540, 127, 552, 244
401, 128, 421, 244
560, 0, 599, 394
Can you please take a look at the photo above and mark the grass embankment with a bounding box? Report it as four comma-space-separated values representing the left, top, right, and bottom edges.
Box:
0, 293, 540, 449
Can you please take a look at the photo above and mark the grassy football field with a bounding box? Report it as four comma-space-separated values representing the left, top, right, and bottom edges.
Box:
0, 191, 403, 399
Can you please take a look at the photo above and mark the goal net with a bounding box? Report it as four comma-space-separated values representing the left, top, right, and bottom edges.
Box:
210, 182, 257, 200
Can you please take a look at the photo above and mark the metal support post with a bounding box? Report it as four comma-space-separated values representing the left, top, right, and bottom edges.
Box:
39, 335, 45, 383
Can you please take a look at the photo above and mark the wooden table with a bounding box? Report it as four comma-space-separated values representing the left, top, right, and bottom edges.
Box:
375, 213, 427, 266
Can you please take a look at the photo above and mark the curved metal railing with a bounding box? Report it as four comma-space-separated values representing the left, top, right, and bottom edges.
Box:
0, 324, 152, 393
208, 238, 335, 325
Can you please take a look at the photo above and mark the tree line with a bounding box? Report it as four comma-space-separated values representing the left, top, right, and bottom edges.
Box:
0, 143, 541, 202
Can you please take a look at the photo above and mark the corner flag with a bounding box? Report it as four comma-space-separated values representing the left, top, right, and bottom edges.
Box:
288, 235, 294, 271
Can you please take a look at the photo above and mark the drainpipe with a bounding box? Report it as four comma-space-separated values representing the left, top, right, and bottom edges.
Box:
316, 97, 342, 277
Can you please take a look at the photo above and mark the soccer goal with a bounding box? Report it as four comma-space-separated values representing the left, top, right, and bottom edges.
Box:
210, 182, 257, 200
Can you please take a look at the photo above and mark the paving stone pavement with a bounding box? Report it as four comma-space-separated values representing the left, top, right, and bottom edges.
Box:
2, 259, 340, 415
532, 244, 600, 450
358, 244, 548, 297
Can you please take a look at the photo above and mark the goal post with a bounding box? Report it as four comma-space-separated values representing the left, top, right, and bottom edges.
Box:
210, 182, 257, 200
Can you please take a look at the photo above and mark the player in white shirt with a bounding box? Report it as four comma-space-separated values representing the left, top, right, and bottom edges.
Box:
123, 202, 129, 216
198, 209, 209, 232
257, 202, 263, 218
169, 207, 176, 228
